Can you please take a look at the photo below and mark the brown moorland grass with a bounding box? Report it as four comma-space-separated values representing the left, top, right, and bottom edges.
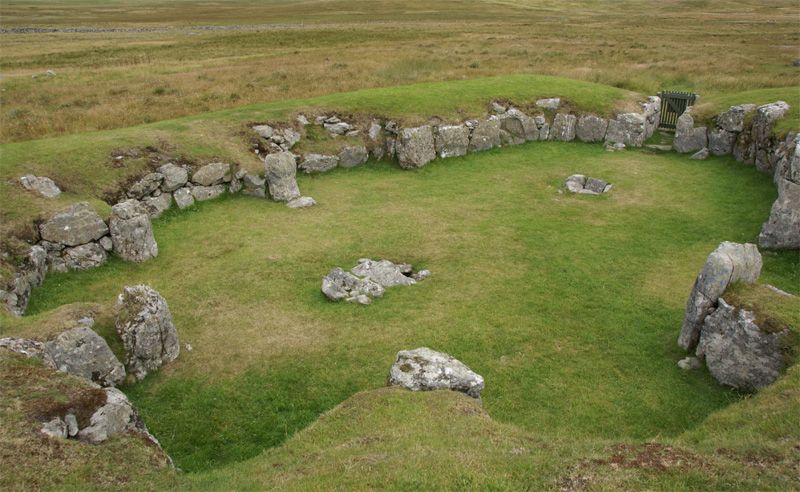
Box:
1, 0, 798, 142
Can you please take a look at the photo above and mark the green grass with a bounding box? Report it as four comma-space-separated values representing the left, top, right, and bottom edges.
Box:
694, 87, 800, 135
19, 141, 798, 476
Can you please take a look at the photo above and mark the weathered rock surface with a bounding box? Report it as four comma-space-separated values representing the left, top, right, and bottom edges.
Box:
576, 115, 609, 143
752, 101, 791, 173
605, 113, 646, 147
498, 110, 527, 145
40, 202, 108, 247
299, 154, 338, 174
565, 175, 611, 195
396, 125, 436, 169
173, 187, 195, 209
351, 259, 416, 288
45, 324, 125, 387
63, 242, 108, 270
41, 417, 68, 439
388, 347, 485, 399
678, 242, 762, 351
0, 245, 47, 316
759, 178, 800, 249
77, 387, 162, 447
109, 199, 158, 262
141, 193, 172, 219
287, 196, 316, 209
253, 124, 274, 138
191, 184, 225, 202
697, 299, 789, 391
338, 145, 369, 168
321, 267, 384, 303
192, 162, 231, 186
127, 173, 163, 199
264, 151, 300, 201
241, 174, 266, 197
708, 128, 736, 156
549, 113, 577, 141
716, 104, 756, 133
20, 175, 61, 199
674, 109, 708, 153
469, 118, 501, 152
115, 285, 179, 381
536, 98, 560, 110
690, 148, 710, 160
677, 356, 702, 370
0, 337, 56, 367
157, 163, 188, 192
435, 124, 470, 158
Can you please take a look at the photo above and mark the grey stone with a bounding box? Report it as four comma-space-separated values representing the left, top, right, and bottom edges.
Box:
549, 113, 577, 141
606, 113, 647, 147
678, 242, 762, 351
469, 118, 501, 152
296, 114, 309, 126
576, 115, 609, 143
20, 175, 61, 199
40, 202, 108, 247
351, 259, 416, 288
282, 128, 301, 149
41, 417, 67, 439
264, 151, 300, 202
63, 242, 108, 270
109, 199, 158, 262
677, 356, 702, 370
65, 413, 79, 437
115, 285, 179, 381
584, 177, 608, 194
499, 110, 527, 145
396, 126, 436, 169
642, 96, 662, 139
716, 104, 756, 133
45, 324, 125, 387
253, 124, 274, 139
173, 187, 195, 209
76, 388, 162, 448
241, 174, 266, 198
1, 245, 48, 316
192, 162, 231, 186
758, 178, 800, 249
157, 163, 188, 192
708, 129, 736, 156
697, 299, 789, 391
435, 125, 470, 158
412, 269, 432, 281
141, 193, 172, 219
388, 347, 485, 399
299, 154, 338, 174
690, 148, 710, 160
321, 267, 385, 302
535, 98, 560, 110
127, 173, 164, 199
324, 121, 352, 135
752, 101, 791, 173
565, 174, 587, 193
338, 145, 369, 168
673, 109, 708, 153
191, 184, 225, 202
534, 115, 550, 140
0, 337, 56, 367
286, 196, 316, 209
491, 101, 507, 113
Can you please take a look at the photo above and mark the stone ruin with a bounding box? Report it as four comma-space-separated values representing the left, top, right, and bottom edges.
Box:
321, 258, 431, 305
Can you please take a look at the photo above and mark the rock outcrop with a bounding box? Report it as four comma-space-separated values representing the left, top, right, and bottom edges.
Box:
388, 347, 485, 399
115, 285, 179, 381
45, 323, 126, 387
678, 242, 762, 351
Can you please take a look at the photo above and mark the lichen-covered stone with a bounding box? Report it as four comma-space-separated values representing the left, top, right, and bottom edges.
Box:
576, 115, 609, 143
39, 202, 108, 247
469, 118, 501, 152
192, 162, 231, 186
396, 125, 436, 169
264, 151, 300, 201
45, 324, 125, 387
673, 109, 708, 153
758, 178, 800, 249
435, 124, 470, 158
388, 347, 485, 399
299, 154, 338, 174
338, 145, 369, 168
157, 163, 188, 192
109, 199, 158, 262
549, 113, 577, 141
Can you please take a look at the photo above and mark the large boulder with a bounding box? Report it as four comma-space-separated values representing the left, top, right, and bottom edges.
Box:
338, 145, 369, 168
677, 242, 762, 351
321, 267, 385, 303
716, 104, 756, 133
39, 202, 109, 247
549, 113, 577, 141
673, 109, 708, 154
696, 299, 790, 391
127, 173, 163, 199
498, 110, 527, 145
191, 184, 225, 202
264, 151, 300, 201
191, 162, 231, 186
62, 242, 108, 270
351, 259, 416, 287
469, 118, 501, 152
299, 154, 339, 174
76, 387, 162, 447
109, 199, 158, 262
605, 113, 647, 147
435, 124, 470, 158
388, 347, 485, 399
157, 163, 188, 192
20, 175, 61, 199
115, 285, 179, 381
141, 193, 172, 219
45, 323, 125, 387
758, 178, 800, 249
708, 128, 737, 156
396, 126, 436, 169
576, 115, 609, 143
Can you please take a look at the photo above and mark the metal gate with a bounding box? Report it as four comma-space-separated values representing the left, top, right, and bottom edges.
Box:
657, 91, 697, 130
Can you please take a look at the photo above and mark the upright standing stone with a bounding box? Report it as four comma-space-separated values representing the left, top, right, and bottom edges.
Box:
549, 113, 577, 141
109, 200, 158, 262
264, 152, 300, 202
435, 125, 470, 158
396, 126, 436, 169
576, 115, 609, 143
673, 109, 708, 153
469, 118, 501, 152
